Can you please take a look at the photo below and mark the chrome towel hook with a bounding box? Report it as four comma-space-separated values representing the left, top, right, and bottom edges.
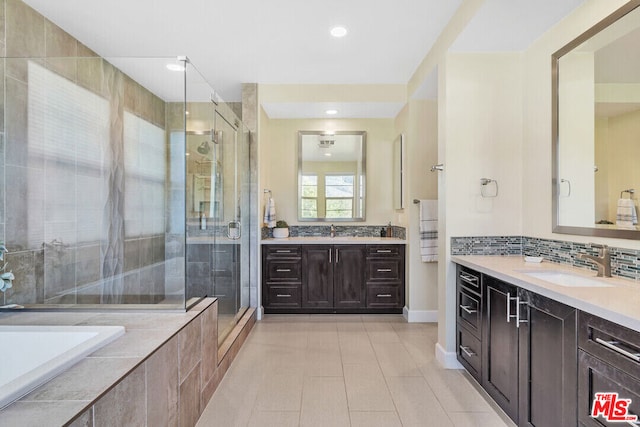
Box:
430, 164, 444, 172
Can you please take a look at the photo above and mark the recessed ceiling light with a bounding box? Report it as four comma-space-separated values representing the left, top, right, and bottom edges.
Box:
330, 26, 348, 38
326, 109, 338, 115
166, 63, 185, 72
324, 153, 332, 157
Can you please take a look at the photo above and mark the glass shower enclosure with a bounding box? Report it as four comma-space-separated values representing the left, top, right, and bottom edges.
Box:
0, 54, 250, 343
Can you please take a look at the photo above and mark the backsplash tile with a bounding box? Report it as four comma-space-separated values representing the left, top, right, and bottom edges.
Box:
261, 225, 406, 240
451, 235, 640, 282
450, 236, 523, 256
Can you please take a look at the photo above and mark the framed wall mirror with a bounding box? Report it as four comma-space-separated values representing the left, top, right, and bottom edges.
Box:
298, 131, 366, 221
553, 0, 640, 239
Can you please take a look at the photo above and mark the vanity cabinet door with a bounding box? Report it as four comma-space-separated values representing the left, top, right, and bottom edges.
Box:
302, 245, 333, 308
333, 245, 366, 309
482, 276, 519, 423
518, 290, 577, 427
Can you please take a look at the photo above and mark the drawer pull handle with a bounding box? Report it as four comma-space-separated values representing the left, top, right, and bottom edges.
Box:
276, 294, 291, 298
460, 345, 476, 358
377, 250, 392, 253
377, 294, 393, 298
595, 338, 640, 362
377, 268, 392, 272
460, 272, 479, 284
460, 305, 477, 314
276, 250, 291, 253
276, 269, 291, 272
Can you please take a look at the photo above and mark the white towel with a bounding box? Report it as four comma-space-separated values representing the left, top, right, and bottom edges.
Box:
419, 200, 438, 262
616, 198, 638, 228
264, 197, 276, 228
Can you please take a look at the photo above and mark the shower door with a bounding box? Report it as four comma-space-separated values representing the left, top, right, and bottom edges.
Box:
212, 107, 250, 346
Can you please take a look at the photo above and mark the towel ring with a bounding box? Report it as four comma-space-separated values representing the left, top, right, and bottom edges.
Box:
621, 189, 635, 199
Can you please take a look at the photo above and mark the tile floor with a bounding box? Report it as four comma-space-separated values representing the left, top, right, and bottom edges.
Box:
196, 314, 515, 427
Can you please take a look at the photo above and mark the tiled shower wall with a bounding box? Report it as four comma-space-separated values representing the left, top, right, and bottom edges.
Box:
0, 0, 173, 305
451, 235, 640, 282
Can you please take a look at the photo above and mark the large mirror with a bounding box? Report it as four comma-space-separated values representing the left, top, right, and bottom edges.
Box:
553, 0, 640, 239
298, 131, 366, 221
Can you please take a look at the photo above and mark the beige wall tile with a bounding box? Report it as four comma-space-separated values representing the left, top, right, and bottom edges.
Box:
147, 336, 179, 427
6, 0, 44, 58
93, 364, 146, 427
179, 316, 202, 381
68, 408, 93, 427
200, 301, 218, 386
44, 19, 77, 57
179, 361, 202, 427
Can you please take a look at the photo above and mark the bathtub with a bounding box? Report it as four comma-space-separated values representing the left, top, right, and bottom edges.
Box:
0, 325, 125, 409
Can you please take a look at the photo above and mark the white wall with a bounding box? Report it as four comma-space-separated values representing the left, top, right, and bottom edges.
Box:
395, 99, 439, 320
437, 52, 524, 362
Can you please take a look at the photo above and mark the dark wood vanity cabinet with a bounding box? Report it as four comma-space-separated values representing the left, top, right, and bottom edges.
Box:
456, 265, 578, 426
263, 244, 404, 313
518, 290, 577, 427
365, 245, 405, 309
578, 312, 640, 426
262, 245, 302, 309
482, 275, 520, 422
456, 266, 482, 382
301, 244, 366, 309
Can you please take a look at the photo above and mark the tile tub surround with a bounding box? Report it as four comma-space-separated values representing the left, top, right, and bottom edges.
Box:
0, 299, 257, 427
261, 225, 407, 240
451, 235, 640, 283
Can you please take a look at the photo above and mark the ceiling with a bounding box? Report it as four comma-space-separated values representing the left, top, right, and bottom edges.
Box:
24, 0, 586, 119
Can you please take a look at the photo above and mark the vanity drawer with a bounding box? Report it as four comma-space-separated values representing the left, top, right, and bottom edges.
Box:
367, 245, 401, 257
579, 312, 640, 380
265, 259, 302, 281
457, 266, 481, 295
457, 325, 481, 382
265, 245, 301, 257
366, 285, 402, 308
367, 259, 402, 280
264, 285, 301, 308
458, 288, 481, 338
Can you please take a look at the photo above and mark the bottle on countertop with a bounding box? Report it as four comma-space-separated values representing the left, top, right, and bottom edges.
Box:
380, 227, 386, 238
200, 212, 207, 230
386, 222, 393, 237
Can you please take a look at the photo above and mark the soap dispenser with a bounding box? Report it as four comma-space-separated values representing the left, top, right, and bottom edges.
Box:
386, 222, 393, 238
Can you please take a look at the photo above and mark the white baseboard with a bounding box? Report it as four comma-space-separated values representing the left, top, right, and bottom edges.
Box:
403, 306, 438, 323
435, 342, 464, 369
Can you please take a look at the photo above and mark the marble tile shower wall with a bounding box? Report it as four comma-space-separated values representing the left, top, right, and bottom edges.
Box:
261, 225, 407, 240
0, 0, 171, 305
451, 235, 640, 282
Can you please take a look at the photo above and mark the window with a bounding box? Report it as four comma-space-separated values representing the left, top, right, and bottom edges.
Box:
301, 174, 318, 218
325, 174, 354, 218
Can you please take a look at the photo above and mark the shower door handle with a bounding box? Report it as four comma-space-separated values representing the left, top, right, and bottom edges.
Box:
227, 221, 241, 240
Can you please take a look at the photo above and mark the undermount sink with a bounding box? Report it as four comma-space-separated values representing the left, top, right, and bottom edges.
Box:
521, 270, 614, 288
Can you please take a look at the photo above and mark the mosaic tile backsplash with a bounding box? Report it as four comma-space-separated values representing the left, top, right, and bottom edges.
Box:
451, 235, 640, 282
262, 225, 406, 240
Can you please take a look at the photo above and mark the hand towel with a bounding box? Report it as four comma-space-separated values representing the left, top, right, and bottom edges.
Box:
616, 198, 638, 228
264, 197, 276, 228
419, 199, 438, 262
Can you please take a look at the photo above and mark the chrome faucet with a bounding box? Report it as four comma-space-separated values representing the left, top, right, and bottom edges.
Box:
330, 224, 336, 238
577, 244, 611, 277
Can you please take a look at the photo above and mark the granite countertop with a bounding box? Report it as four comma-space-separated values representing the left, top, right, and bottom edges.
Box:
261, 236, 407, 245
452, 255, 640, 331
